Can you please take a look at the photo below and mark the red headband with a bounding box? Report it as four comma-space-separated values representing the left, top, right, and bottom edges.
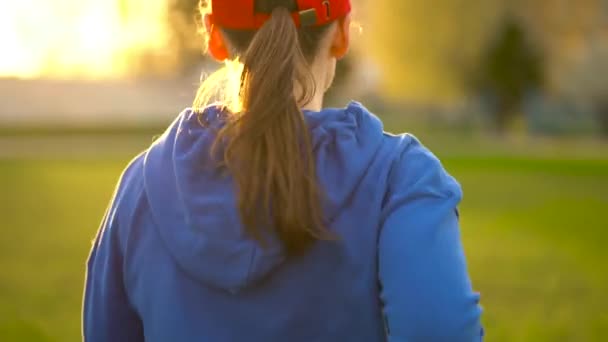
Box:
209, 0, 351, 30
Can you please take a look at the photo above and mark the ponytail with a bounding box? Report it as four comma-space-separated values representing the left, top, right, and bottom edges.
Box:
205, 7, 332, 256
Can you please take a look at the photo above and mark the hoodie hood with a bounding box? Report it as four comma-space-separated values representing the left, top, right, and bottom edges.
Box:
143, 102, 384, 293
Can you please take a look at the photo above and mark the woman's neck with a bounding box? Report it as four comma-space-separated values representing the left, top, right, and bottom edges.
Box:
298, 56, 332, 112
301, 92, 324, 112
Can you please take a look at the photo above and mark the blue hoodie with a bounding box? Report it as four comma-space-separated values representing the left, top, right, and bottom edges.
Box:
83, 102, 483, 342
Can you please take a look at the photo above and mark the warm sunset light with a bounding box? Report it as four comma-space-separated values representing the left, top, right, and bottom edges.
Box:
0, 0, 172, 79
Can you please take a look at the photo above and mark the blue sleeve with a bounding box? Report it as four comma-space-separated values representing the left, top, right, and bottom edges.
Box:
83, 160, 144, 342
379, 137, 483, 342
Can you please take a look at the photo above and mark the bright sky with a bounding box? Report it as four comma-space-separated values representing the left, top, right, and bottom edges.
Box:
0, 0, 171, 79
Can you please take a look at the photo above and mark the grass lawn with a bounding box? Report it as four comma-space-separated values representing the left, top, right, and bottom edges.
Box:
0, 135, 606, 341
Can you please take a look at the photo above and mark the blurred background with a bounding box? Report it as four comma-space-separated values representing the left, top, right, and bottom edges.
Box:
0, 0, 607, 340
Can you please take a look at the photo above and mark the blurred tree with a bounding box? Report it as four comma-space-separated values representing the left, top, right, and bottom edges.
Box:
363, 0, 606, 135
364, 0, 505, 104
474, 16, 545, 132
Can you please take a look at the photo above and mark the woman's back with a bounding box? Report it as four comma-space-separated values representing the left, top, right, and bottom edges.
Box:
84, 103, 482, 341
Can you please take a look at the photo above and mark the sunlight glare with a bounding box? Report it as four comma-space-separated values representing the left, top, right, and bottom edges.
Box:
0, 0, 172, 79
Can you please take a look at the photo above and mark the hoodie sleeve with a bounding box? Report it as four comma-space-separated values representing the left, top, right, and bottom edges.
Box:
83, 157, 144, 342
378, 136, 483, 342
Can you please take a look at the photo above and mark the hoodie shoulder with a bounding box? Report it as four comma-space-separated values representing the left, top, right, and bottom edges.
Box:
114, 150, 147, 212
381, 134, 462, 212
121, 151, 147, 185
90, 150, 147, 263
110, 151, 147, 212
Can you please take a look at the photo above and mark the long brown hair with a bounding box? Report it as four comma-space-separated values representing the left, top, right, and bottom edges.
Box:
195, 1, 335, 256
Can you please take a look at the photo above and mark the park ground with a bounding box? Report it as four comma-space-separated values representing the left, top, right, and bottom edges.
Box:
0, 122, 606, 341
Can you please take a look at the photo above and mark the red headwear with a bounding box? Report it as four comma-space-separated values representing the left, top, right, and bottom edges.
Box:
209, 0, 351, 30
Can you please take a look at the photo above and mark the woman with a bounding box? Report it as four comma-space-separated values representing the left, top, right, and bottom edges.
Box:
83, 0, 483, 341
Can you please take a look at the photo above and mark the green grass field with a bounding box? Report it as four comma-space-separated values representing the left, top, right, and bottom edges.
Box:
0, 133, 607, 341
